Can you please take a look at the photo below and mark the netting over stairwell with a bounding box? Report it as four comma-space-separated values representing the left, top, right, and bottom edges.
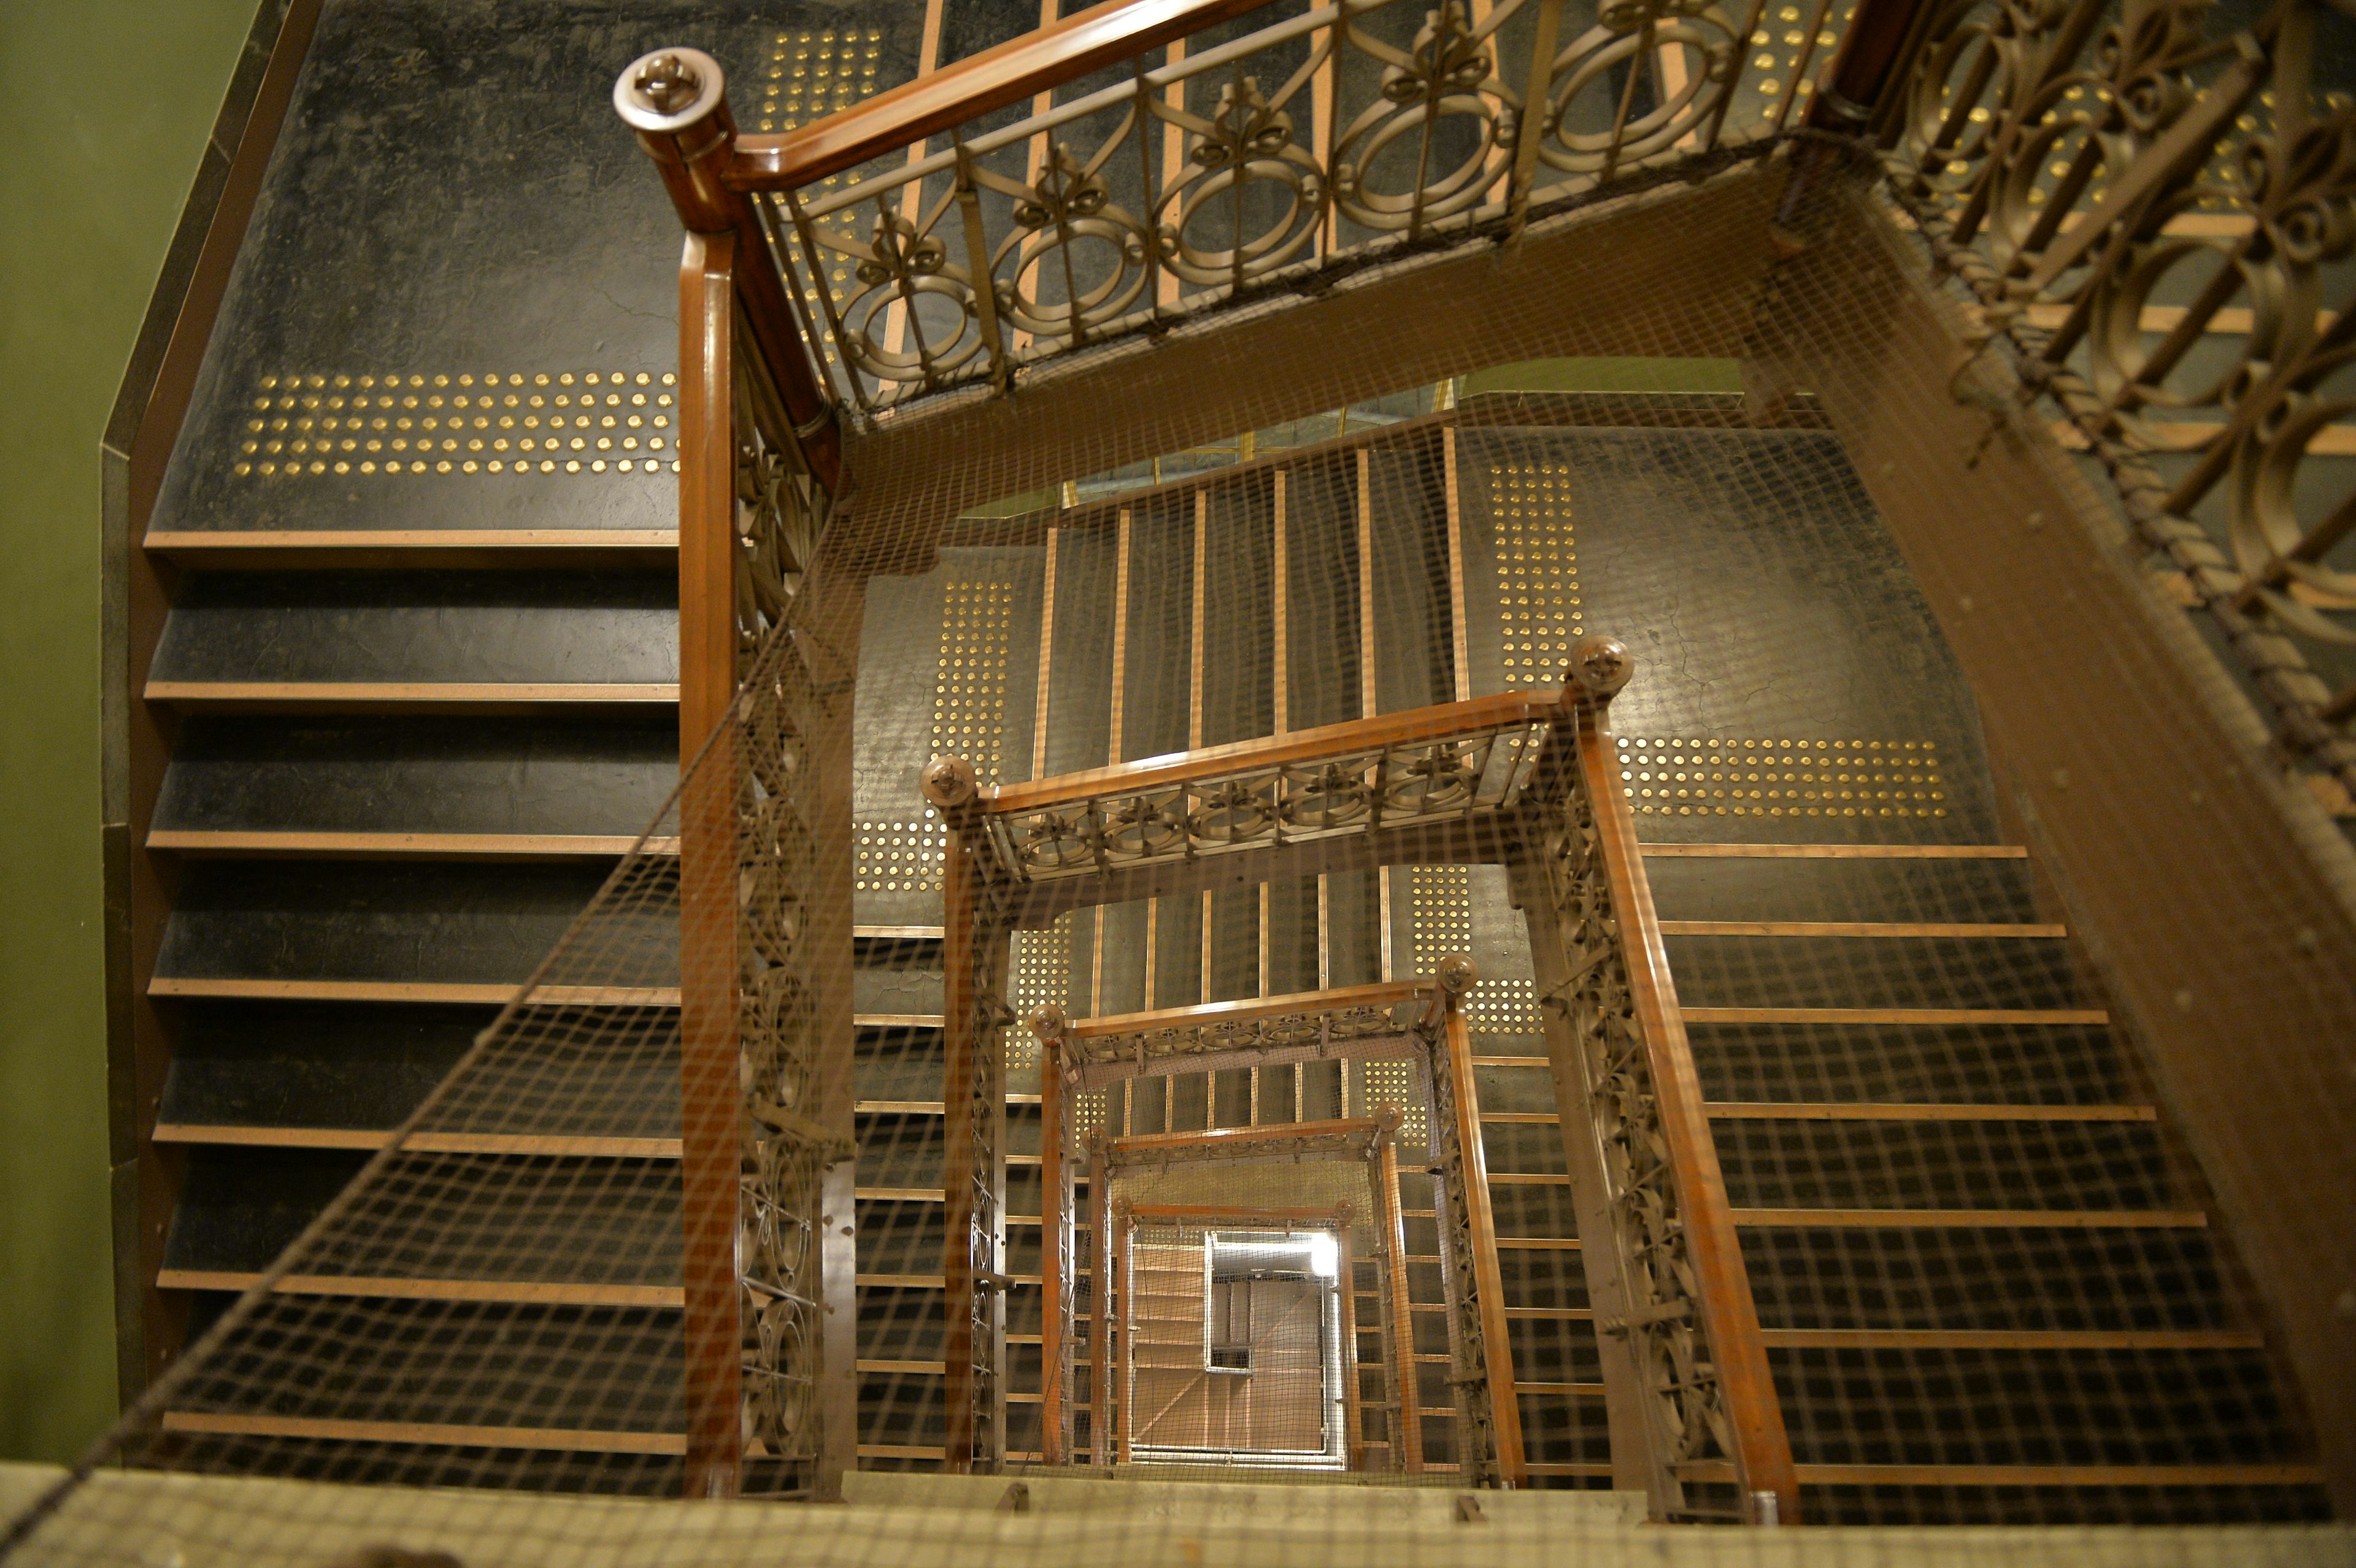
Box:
12, 123, 2356, 1567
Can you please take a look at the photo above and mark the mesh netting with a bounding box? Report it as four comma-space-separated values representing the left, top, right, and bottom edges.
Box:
16, 33, 2356, 1562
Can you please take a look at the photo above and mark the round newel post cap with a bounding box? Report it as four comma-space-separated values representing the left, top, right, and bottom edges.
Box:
614, 48, 725, 133
1030, 1004, 1069, 1042
921, 754, 980, 810
1565, 635, 1633, 704
1436, 953, 1479, 996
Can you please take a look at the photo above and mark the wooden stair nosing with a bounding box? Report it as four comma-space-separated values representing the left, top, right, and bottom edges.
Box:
1658, 920, 2066, 939
1759, 1328, 2265, 1352
142, 528, 679, 567
148, 977, 678, 1007
1640, 844, 2028, 859
158, 1411, 683, 1455
153, 1269, 681, 1307
149, 1124, 681, 1158
144, 680, 679, 712
147, 829, 678, 860
1685, 1460, 2328, 1489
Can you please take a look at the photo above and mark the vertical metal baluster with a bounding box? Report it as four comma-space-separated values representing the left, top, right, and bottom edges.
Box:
1700, 0, 1769, 152
952, 133, 1014, 391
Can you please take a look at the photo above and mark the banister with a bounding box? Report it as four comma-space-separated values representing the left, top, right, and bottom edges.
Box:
616, 48, 842, 489
1060, 980, 1426, 1039
984, 688, 1561, 815
1571, 673, 1800, 1522
727, 0, 1285, 191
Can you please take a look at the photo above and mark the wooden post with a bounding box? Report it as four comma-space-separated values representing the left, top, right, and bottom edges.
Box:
925, 755, 996, 1473
1034, 1005, 1074, 1465
1115, 1202, 1136, 1462
1374, 1131, 1423, 1473
676, 226, 742, 1500
1089, 1136, 1114, 1465
1336, 1220, 1363, 1470
617, 47, 839, 486
1433, 961, 1526, 1487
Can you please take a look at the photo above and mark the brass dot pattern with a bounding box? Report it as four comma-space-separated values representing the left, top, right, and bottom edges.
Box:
1617, 736, 1949, 818
855, 818, 946, 894
1352, 1056, 1422, 1150
1411, 866, 1538, 1035
758, 30, 887, 358
1490, 463, 1582, 685
932, 581, 1015, 785
757, 28, 882, 132
1008, 915, 1074, 1076
1747, 1, 1854, 98
234, 369, 677, 478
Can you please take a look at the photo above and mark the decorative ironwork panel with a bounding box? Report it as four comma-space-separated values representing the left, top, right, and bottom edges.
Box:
1535, 744, 1737, 1512
982, 716, 1553, 885
1882, 0, 2356, 797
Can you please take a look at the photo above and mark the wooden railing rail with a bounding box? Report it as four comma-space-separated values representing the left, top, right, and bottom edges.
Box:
616, 48, 841, 490
731, 0, 1277, 191
986, 690, 1559, 817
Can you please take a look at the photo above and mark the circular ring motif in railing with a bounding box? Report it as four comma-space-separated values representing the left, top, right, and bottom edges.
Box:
1534, 20, 1734, 176
2231, 386, 2356, 645
1898, 4, 2017, 195
1015, 811, 1096, 871
1382, 746, 1479, 814
1101, 793, 1189, 858
1279, 763, 1372, 829
1153, 79, 1327, 282
2085, 231, 2269, 426
1187, 778, 1277, 844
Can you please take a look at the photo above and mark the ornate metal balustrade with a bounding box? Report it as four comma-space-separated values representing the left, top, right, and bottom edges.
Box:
1037, 980, 1504, 1478
1873, 0, 2356, 801
925, 636, 1798, 1518
1086, 1118, 1424, 1472
620, 0, 1859, 417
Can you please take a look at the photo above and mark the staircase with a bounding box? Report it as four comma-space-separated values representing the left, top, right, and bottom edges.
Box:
101, 0, 2340, 1524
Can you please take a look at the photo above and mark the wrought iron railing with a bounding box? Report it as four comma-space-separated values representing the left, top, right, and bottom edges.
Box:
1874, 0, 2356, 801
623, 0, 1864, 417
923, 636, 1799, 1517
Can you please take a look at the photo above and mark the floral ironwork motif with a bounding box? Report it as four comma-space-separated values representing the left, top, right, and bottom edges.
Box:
763, 0, 1823, 409
1886, 0, 2356, 797
727, 351, 840, 1473
1536, 763, 1736, 1510
977, 721, 1547, 889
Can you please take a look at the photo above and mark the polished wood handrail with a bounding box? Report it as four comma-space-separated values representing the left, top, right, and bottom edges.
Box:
1105, 1116, 1388, 1161
730, 0, 1277, 191
1574, 699, 1799, 1520
985, 687, 1562, 814
676, 229, 744, 1501
618, 49, 840, 487
1063, 980, 1427, 1040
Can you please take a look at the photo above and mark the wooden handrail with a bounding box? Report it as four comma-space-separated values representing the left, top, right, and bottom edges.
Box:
1124, 1203, 1357, 1224
1061, 980, 1426, 1040
728, 0, 1279, 191
1574, 696, 1800, 1520
985, 687, 1562, 814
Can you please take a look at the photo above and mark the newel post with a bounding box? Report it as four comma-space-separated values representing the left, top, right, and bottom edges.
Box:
615, 47, 842, 488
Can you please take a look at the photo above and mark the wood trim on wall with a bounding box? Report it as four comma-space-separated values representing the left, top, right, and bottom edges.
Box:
100, 0, 326, 1404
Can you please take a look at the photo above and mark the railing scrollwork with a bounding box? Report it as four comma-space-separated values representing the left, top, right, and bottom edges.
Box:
1877, 0, 2356, 799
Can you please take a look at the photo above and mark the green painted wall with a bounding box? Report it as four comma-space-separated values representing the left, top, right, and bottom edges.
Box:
0, 0, 258, 1463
